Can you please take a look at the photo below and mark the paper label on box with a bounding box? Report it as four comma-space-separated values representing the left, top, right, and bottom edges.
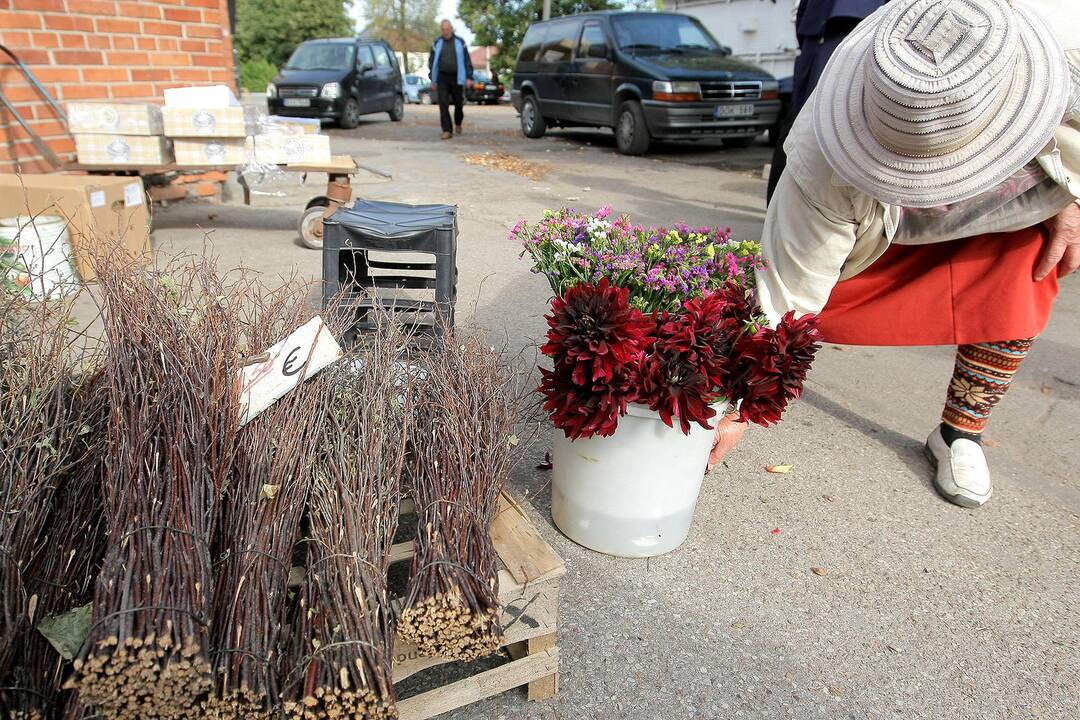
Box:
123, 182, 143, 207
89, 190, 106, 208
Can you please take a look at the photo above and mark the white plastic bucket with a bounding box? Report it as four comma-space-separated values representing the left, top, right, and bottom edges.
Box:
0, 215, 78, 300
551, 402, 718, 557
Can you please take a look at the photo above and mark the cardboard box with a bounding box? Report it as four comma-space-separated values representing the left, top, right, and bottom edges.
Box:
0, 173, 151, 282
163, 107, 247, 137
67, 102, 164, 135
258, 115, 321, 135
253, 134, 331, 164
164, 84, 237, 109
74, 134, 173, 165
173, 137, 252, 166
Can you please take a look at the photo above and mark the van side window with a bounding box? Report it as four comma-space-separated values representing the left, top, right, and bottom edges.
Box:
578, 24, 606, 59
372, 45, 391, 68
519, 25, 548, 62
538, 20, 579, 64
357, 45, 375, 69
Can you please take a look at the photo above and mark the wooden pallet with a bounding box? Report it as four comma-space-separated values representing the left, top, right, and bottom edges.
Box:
389, 492, 565, 720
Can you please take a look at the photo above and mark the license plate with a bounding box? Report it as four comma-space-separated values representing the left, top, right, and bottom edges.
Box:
486, 84, 498, 90
283, 98, 311, 108
714, 103, 754, 118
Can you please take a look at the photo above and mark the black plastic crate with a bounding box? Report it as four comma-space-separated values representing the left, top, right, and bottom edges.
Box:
323, 200, 457, 345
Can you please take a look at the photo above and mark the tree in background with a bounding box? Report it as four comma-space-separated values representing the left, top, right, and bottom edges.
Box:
235, 0, 356, 69
362, 0, 440, 72
458, 0, 617, 76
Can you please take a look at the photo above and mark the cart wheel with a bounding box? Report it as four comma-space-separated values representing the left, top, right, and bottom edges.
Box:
299, 198, 330, 250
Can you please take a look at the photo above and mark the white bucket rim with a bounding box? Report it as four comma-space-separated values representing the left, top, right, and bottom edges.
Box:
0, 215, 68, 229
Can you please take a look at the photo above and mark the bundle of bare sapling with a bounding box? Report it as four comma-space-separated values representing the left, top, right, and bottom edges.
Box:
71, 255, 242, 719
283, 316, 412, 720
397, 333, 529, 661
0, 289, 106, 719
203, 278, 338, 720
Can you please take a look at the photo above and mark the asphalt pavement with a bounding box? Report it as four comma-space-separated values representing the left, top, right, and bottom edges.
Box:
145, 102, 1079, 720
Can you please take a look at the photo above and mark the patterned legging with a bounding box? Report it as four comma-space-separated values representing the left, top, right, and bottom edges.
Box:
942, 338, 1034, 434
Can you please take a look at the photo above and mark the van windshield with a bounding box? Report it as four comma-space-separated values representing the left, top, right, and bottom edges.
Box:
284, 43, 356, 71
611, 14, 720, 52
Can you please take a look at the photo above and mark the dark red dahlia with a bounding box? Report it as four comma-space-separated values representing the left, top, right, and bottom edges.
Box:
726, 311, 822, 427
539, 362, 637, 440
637, 349, 721, 434
541, 278, 654, 386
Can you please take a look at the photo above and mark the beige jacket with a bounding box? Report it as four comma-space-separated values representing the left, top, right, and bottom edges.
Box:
757, 0, 1080, 326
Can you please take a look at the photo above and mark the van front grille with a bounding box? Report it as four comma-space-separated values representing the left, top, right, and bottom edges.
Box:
700, 81, 762, 101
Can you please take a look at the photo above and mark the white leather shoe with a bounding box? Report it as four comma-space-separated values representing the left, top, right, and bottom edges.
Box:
924, 427, 993, 508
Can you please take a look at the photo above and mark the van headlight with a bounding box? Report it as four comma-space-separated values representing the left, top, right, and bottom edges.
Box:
321, 82, 342, 99
652, 80, 702, 102
266, 83, 277, 98
760, 80, 779, 100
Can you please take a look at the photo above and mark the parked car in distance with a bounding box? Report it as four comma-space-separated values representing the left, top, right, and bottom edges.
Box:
466, 70, 504, 104
266, 37, 405, 129
417, 84, 435, 105
404, 73, 431, 104
511, 11, 781, 155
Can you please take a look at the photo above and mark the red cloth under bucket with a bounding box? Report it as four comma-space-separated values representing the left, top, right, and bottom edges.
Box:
817, 226, 1060, 346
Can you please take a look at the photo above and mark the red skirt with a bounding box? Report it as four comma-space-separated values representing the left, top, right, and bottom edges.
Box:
817, 226, 1059, 346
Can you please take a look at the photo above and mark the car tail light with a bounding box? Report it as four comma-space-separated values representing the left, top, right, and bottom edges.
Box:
652, 80, 702, 102
760, 81, 779, 100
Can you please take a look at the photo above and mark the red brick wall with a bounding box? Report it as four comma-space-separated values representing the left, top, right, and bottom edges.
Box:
0, 0, 236, 172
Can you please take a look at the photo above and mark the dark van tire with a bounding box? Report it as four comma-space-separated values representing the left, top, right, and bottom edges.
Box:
615, 100, 650, 156
722, 136, 754, 149
520, 94, 546, 138
389, 95, 404, 121
339, 99, 361, 129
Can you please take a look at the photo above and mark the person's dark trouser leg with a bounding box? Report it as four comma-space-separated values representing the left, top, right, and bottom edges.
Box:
940, 338, 1035, 444
451, 83, 464, 128
766, 114, 792, 206
437, 81, 453, 133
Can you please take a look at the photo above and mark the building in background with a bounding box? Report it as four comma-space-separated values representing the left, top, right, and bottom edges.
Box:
470, 46, 497, 73
0, 0, 237, 173
670, 0, 798, 78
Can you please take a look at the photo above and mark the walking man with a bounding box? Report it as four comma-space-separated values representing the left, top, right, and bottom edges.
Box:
429, 19, 473, 140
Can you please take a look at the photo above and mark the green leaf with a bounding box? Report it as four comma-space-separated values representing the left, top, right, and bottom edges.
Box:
36, 603, 92, 660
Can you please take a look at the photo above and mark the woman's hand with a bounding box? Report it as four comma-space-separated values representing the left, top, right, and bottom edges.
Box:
1036, 203, 1080, 280
706, 412, 747, 472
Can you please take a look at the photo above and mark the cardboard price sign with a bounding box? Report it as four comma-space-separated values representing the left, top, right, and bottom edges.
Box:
238, 316, 342, 426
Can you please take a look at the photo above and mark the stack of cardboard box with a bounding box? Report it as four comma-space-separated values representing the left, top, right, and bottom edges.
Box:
69, 103, 173, 166
163, 85, 252, 167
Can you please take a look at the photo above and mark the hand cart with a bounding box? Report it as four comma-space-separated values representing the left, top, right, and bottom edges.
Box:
62, 155, 391, 250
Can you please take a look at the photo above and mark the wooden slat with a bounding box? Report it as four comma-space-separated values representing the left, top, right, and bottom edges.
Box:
490, 494, 565, 586
395, 648, 559, 720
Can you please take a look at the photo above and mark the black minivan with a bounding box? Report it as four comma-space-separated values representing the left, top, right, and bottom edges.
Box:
511, 12, 780, 155
267, 38, 405, 129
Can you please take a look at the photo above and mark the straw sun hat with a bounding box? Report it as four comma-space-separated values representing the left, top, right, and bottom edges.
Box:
814, 0, 1069, 208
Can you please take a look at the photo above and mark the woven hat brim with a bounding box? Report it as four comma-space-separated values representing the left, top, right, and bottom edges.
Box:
813, 2, 1069, 208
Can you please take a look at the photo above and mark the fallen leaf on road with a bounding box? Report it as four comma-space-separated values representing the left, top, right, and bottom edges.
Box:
759, 495, 769, 503
462, 151, 548, 180
770, 528, 781, 535
730, 620, 747, 629
821, 494, 835, 502
566, 196, 580, 201
582, 186, 592, 192
982, 438, 1000, 448
811, 566, 828, 576
766, 464, 793, 474
828, 686, 843, 697
1040, 384, 1053, 395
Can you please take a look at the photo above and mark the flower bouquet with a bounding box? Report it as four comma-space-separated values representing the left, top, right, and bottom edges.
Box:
513, 206, 821, 556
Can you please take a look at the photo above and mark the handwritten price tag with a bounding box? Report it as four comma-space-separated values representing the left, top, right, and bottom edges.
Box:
238, 316, 343, 426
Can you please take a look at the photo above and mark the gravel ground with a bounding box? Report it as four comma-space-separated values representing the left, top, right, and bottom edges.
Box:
128, 101, 1079, 719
